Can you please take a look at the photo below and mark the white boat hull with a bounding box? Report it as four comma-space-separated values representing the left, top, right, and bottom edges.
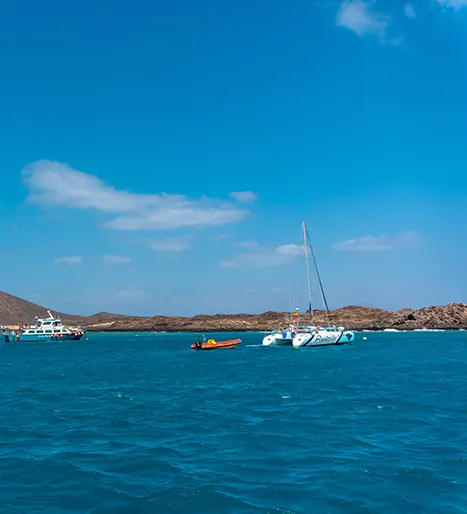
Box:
293, 330, 354, 348
262, 331, 295, 346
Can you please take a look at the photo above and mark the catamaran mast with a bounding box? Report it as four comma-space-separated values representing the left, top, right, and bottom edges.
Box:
302, 220, 314, 324
305, 222, 331, 326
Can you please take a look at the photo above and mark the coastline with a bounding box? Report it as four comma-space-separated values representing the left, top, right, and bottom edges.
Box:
86, 327, 466, 333
1, 290, 466, 333
82, 303, 467, 333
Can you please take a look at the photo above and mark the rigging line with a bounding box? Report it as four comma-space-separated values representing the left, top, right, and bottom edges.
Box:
288, 224, 302, 323
305, 228, 330, 325
302, 220, 314, 325
286, 225, 299, 322
295, 223, 304, 305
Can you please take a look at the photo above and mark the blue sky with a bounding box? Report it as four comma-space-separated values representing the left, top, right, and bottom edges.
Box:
1, 0, 466, 316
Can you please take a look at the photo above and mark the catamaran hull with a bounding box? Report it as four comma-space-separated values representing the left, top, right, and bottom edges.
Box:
262, 332, 295, 346
293, 330, 354, 348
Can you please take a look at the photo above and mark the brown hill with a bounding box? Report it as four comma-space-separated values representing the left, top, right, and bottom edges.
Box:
0, 292, 142, 326
0, 291, 86, 325
85, 311, 137, 322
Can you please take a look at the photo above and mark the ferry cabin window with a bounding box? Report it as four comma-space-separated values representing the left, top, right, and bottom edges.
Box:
45, 330, 52, 333
37, 330, 44, 333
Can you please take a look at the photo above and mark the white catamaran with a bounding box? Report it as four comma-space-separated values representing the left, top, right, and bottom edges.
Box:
291, 220, 355, 348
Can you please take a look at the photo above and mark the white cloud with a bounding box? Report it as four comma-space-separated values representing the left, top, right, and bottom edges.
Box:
435, 0, 467, 9
107, 206, 244, 231
54, 256, 82, 266
149, 237, 190, 252
102, 255, 132, 264
404, 3, 416, 18
221, 243, 304, 268
275, 244, 304, 257
216, 232, 232, 240
229, 191, 257, 203
116, 284, 146, 300
270, 286, 287, 293
237, 241, 260, 248
333, 231, 421, 252
22, 160, 249, 231
336, 1, 390, 40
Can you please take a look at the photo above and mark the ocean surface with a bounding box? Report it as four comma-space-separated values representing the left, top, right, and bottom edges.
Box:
1, 332, 466, 513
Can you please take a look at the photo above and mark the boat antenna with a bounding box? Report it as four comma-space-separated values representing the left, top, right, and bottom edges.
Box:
302, 220, 314, 324
305, 227, 331, 325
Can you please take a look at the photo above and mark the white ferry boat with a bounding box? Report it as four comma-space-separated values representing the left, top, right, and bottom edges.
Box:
3, 311, 85, 343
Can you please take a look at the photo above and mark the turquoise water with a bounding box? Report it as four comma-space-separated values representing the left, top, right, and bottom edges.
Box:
1, 332, 466, 513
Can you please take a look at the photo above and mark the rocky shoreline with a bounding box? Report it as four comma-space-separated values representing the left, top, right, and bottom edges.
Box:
1, 291, 466, 333
84, 303, 467, 332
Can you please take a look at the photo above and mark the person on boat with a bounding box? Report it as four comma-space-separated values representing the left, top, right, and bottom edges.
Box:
195, 337, 202, 349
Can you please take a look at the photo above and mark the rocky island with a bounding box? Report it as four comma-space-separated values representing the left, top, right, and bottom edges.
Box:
85, 303, 467, 332
1, 291, 466, 332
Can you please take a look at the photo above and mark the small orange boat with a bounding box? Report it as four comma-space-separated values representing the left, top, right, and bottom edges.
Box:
191, 337, 241, 351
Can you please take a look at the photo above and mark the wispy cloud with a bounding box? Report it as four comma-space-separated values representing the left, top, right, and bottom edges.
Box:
216, 232, 232, 240
270, 286, 287, 293
403, 3, 416, 18
221, 243, 304, 268
149, 237, 190, 252
116, 284, 146, 300
23, 160, 250, 231
337, 1, 390, 41
54, 256, 83, 266
435, 0, 467, 9
102, 255, 132, 265
229, 191, 257, 203
333, 231, 421, 252
237, 241, 260, 248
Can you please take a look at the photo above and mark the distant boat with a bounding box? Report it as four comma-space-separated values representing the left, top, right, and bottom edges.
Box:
2, 310, 85, 343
